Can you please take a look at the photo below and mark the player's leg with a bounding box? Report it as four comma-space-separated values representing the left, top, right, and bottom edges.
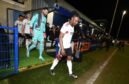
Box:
21, 35, 24, 47
38, 40, 45, 61
37, 33, 45, 61
18, 33, 22, 47
18, 33, 24, 47
50, 45, 60, 75
66, 48, 78, 79
25, 34, 29, 50
26, 34, 37, 57
50, 58, 59, 75
28, 35, 32, 47
25, 34, 31, 57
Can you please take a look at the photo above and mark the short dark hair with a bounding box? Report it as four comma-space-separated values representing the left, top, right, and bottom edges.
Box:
70, 11, 80, 19
19, 15, 23, 17
42, 7, 48, 10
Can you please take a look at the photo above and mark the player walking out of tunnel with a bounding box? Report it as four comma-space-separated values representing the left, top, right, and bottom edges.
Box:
27, 8, 48, 61
14, 15, 24, 47
50, 12, 80, 79
22, 12, 32, 56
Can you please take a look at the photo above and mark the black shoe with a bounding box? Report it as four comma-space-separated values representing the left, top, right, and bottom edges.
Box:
50, 69, 55, 76
69, 73, 78, 79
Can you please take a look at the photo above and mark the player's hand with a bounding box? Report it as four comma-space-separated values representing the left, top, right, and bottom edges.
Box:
61, 49, 66, 56
32, 32, 34, 36
44, 33, 46, 38
72, 50, 75, 54
21, 32, 24, 36
57, 54, 62, 60
30, 28, 34, 36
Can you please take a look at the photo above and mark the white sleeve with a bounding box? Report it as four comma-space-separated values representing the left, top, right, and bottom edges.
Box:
14, 20, 18, 26
22, 19, 26, 26
60, 24, 67, 34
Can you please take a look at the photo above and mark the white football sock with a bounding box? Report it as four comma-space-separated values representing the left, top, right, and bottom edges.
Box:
26, 39, 29, 50
67, 60, 72, 74
50, 58, 59, 70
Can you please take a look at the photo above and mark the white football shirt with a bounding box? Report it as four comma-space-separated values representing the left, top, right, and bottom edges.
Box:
23, 19, 31, 34
15, 20, 23, 33
60, 22, 74, 49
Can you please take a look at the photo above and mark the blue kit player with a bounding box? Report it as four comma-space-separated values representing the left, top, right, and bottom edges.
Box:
27, 8, 48, 61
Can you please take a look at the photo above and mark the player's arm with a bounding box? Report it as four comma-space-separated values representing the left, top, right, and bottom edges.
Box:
22, 20, 26, 35
30, 27, 34, 36
43, 18, 46, 33
14, 20, 18, 27
30, 14, 37, 27
22, 25, 25, 35
43, 18, 47, 38
59, 32, 66, 56
30, 14, 38, 36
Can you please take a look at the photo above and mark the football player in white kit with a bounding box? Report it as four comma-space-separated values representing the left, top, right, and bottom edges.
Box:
22, 12, 32, 56
50, 12, 80, 79
15, 15, 24, 47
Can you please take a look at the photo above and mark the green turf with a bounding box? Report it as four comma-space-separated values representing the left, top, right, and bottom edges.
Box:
0, 47, 117, 84
19, 47, 54, 68
94, 46, 129, 84
0, 49, 15, 75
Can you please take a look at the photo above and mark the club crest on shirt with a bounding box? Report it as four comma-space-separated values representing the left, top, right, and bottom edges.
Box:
65, 31, 69, 34
65, 31, 73, 35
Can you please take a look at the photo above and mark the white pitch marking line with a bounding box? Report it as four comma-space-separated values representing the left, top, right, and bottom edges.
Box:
86, 49, 117, 84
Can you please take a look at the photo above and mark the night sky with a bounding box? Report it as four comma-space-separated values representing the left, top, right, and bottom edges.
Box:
65, 0, 129, 40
